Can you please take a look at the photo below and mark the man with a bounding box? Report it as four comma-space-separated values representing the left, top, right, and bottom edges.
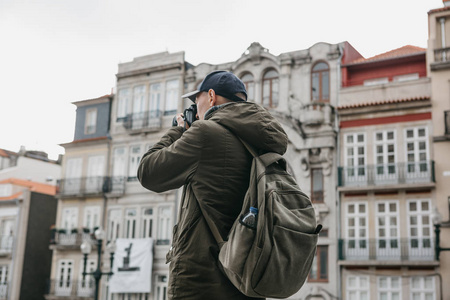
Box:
137, 71, 288, 299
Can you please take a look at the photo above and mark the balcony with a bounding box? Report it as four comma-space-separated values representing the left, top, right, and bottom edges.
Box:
0, 236, 13, 257
431, 47, 450, 70
122, 110, 163, 133
338, 161, 435, 190
46, 279, 94, 299
50, 230, 96, 250
338, 238, 436, 265
299, 102, 334, 127
0, 283, 8, 300
58, 176, 126, 197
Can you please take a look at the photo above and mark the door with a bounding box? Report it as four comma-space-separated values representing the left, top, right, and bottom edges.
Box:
65, 158, 82, 194
55, 260, 74, 296
376, 201, 400, 259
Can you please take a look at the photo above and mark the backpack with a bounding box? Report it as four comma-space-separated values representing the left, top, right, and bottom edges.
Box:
198, 137, 321, 299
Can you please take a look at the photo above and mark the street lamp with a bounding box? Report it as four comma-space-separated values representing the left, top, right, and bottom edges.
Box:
432, 207, 450, 261
81, 228, 115, 300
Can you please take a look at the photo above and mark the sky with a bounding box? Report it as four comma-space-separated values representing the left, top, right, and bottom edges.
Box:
0, 0, 444, 160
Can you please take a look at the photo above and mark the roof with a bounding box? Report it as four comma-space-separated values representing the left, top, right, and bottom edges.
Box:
428, 6, 450, 14
0, 191, 22, 201
337, 96, 430, 110
0, 178, 57, 196
0, 148, 17, 158
345, 45, 426, 66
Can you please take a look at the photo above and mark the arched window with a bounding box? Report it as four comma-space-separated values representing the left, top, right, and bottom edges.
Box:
262, 70, 279, 108
311, 62, 329, 102
241, 73, 255, 102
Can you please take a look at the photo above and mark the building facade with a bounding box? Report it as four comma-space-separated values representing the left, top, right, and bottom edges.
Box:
338, 45, 441, 299
427, 1, 450, 299
0, 161, 59, 300
46, 95, 114, 300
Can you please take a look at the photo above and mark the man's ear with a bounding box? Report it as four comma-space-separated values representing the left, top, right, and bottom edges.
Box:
208, 89, 217, 107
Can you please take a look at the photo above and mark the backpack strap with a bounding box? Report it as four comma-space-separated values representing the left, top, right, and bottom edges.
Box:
197, 200, 226, 247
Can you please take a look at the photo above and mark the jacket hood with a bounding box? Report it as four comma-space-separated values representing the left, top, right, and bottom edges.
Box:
205, 102, 288, 155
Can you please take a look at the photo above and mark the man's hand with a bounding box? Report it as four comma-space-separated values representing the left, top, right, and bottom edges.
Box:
176, 113, 190, 130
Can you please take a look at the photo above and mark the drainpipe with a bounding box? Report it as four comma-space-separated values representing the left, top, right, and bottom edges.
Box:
440, 18, 447, 61
335, 43, 344, 300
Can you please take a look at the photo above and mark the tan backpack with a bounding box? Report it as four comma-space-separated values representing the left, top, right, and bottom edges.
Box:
199, 138, 321, 299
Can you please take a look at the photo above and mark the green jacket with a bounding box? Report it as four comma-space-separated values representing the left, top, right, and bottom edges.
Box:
138, 102, 288, 300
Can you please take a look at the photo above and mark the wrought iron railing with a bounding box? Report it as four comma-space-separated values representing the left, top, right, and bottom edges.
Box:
122, 110, 163, 131
445, 110, 450, 135
50, 231, 96, 248
338, 161, 435, 187
0, 236, 13, 254
46, 279, 95, 298
58, 176, 126, 196
338, 238, 435, 261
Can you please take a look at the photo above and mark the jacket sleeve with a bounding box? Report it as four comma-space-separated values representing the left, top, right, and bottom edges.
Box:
137, 125, 203, 193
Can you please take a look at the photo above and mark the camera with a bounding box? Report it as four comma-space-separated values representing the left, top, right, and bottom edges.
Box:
172, 104, 198, 127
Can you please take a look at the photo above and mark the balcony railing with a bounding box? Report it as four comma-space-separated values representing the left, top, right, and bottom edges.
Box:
338, 238, 435, 262
0, 236, 13, 255
338, 161, 435, 187
0, 283, 8, 300
47, 279, 95, 298
50, 231, 96, 249
123, 110, 163, 131
434, 47, 450, 63
445, 111, 450, 135
58, 176, 126, 196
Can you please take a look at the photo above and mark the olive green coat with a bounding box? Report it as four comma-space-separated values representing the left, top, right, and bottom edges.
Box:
137, 102, 288, 300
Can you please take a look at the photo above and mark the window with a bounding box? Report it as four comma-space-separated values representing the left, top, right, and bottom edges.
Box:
85, 108, 97, 135
155, 275, 168, 300
344, 133, 366, 182
376, 201, 400, 259
64, 157, 82, 194
346, 202, 368, 258
125, 208, 137, 239
241, 73, 254, 101
0, 265, 9, 298
407, 199, 433, 258
61, 207, 78, 231
378, 276, 401, 300
311, 168, 324, 203
141, 208, 154, 238
83, 206, 100, 232
0, 218, 14, 250
311, 62, 329, 102
78, 259, 95, 297
165, 79, 179, 115
56, 260, 74, 296
308, 245, 328, 282
410, 277, 435, 300
149, 83, 162, 117
374, 130, 396, 179
363, 77, 389, 86
405, 127, 429, 176
132, 85, 146, 129
262, 70, 279, 108
157, 206, 172, 245
347, 276, 369, 300
128, 145, 142, 181
108, 209, 122, 241
86, 155, 105, 193
117, 88, 130, 120
393, 73, 419, 82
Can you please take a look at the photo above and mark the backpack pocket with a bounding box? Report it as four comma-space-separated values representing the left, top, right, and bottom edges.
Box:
219, 219, 256, 282
253, 225, 318, 298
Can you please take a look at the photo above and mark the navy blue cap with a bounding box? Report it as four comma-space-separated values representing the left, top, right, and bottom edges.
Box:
182, 71, 247, 102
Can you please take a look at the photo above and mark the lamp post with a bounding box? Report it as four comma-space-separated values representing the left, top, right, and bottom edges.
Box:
81, 228, 116, 300
432, 208, 450, 261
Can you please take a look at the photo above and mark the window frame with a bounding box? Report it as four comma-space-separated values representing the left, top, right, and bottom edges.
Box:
311, 61, 330, 102
85, 108, 97, 135
308, 245, 328, 282
262, 69, 279, 108
311, 167, 324, 203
